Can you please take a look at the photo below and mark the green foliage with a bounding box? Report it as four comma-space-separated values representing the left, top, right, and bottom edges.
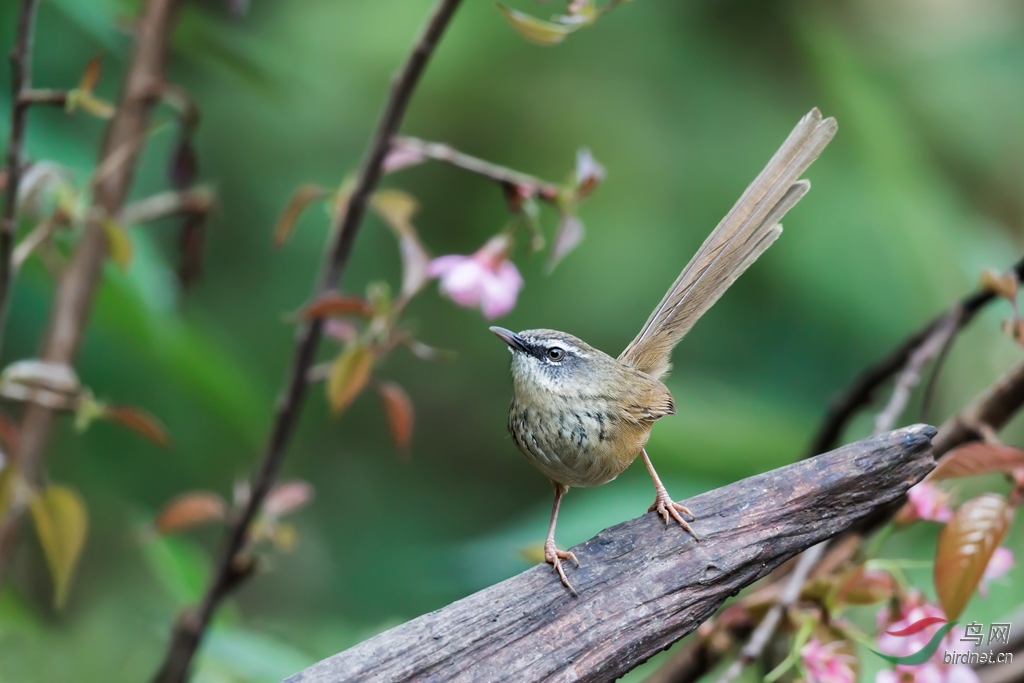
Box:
2, 0, 1024, 681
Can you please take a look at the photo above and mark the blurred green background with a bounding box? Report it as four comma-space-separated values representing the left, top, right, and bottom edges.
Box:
2, 0, 1024, 681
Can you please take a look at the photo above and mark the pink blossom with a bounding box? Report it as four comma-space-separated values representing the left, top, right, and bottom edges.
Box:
903, 482, 954, 523
875, 596, 979, 683
800, 638, 856, 683
428, 235, 523, 319
979, 546, 1013, 595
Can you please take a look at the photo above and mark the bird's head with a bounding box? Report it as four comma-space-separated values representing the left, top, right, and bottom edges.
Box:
489, 326, 615, 397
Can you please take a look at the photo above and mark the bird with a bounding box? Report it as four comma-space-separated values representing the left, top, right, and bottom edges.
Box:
490, 108, 837, 594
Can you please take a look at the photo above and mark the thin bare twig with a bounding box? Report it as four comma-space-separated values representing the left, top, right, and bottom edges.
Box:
0, 0, 41, 356
714, 544, 826, 683
120, 187, 214, 226
149, 2, 464, 682
18, 89, 68, 107
872, 309, 961, 435
807, 256, 1024, 456
391, 135, 562, 200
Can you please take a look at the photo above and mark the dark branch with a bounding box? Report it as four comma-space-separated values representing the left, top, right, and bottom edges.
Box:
806, 256, 1024, 456
0, 0, 41, 356
149, 2, 464, 682
285, 425, 935, 683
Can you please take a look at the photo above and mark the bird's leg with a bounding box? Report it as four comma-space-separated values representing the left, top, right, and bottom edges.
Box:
642, 449, 701, 541
543, 481, 579, 596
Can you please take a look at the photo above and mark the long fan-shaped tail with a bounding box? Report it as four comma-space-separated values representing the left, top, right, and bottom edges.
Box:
617, 108, 837, 379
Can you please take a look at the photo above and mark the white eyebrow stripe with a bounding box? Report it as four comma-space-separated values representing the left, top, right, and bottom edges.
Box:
545, 340, 585, 356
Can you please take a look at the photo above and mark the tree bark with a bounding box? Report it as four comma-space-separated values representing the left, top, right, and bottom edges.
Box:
285, 424, 936, 683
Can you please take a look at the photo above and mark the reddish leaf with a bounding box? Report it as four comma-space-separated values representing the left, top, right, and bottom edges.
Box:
327, 344, 374, 415
299, 293, 373, 321
377, 381, 414, 452
155, 491, 227, 534
934, 493, 1013, 620
264, 480, 314, 518
103, 405, 171, 447
79, 56, 102, 93
931, 442, 1024, 480
980, 268, 1018, 301
273, 184, 329, 247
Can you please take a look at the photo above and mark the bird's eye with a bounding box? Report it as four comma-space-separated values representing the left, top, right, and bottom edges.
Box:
547, 347, 565, 361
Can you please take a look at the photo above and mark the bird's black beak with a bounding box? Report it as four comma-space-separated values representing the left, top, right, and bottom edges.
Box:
489, 326, 529, 353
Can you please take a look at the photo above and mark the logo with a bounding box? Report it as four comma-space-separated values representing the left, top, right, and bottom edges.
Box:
871, 617, 958, 665
871, 618, 1014, 666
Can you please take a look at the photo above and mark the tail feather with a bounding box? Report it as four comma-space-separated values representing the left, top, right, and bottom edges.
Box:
618, 109, 837, 379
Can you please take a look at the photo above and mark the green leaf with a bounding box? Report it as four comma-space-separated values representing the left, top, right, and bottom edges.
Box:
327, 344, 374, 415
140, 534, 211, 605
29, 484, 88, 609
73, 392, 106, 433
496, 4, 580, 46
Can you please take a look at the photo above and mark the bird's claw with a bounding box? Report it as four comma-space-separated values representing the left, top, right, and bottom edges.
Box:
649, 486, 700, 541
543, 541, 579, 596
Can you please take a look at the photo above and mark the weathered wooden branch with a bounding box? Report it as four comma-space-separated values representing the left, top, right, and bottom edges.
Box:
285, 424, 935, 683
